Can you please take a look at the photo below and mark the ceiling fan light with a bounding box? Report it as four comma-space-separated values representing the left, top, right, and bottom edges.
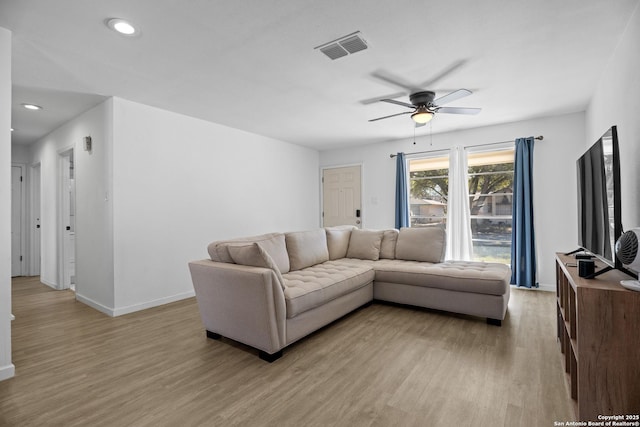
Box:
411, 110, 433, 124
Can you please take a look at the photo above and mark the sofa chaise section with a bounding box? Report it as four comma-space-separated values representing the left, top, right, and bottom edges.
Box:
371, 260, 510, 325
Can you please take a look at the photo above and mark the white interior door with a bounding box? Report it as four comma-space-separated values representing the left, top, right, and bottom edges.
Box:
31, 164, 41, 276
11, 165, 24, 277
322, 165, 362, 228
59, 150, 76, 290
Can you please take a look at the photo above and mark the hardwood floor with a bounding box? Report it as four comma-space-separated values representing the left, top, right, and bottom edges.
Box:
1, 277, 573, 426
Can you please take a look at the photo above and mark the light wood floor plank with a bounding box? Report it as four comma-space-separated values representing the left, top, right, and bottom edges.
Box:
0, 276, 573, 426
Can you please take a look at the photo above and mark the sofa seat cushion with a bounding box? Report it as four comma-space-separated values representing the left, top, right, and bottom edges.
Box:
372, 260, 510, 296
282, 261, 375, 318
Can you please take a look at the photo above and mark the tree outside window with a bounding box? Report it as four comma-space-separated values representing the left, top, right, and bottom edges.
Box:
467, 148, 514, 264
409, 155, 449, 228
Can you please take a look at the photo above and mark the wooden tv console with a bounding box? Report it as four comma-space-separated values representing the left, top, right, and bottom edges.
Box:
555, 253, 640, 421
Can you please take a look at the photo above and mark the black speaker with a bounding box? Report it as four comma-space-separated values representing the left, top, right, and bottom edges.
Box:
578, 259, 595, 277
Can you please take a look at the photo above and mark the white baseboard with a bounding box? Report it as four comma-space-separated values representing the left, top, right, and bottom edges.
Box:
112, 290, 196, 317
537, 283, 555, 292
0, 364, 15, 382
512, 283, 555, 292
75, 293, 116, 317
76, 290, 196, 317
40, 278, 58, 290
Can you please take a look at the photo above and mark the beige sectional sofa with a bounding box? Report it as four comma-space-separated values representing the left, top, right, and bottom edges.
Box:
188, 226, 511, 362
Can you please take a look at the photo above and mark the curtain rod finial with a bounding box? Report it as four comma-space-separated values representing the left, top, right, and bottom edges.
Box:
536, 135, 544, 140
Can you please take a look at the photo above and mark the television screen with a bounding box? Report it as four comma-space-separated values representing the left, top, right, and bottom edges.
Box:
576, 126, 621, 267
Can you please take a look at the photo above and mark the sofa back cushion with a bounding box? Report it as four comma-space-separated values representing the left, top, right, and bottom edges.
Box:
208, 233, 290, 273
325, 226, 355, 260
395, 226, 446, 263
379, 229, 399, 259
346, 229, 384, 260
227, 243, 285, 288
285, 229, 329, 271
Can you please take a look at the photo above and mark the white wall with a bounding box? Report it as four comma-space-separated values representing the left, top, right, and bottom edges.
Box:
11, 144, 29, 164
0, 26, 15, 381
110, 98, 319, 315
320, 112, 585, 288
29, 100, 115, 312
586, 2, 640, 233
23, 96, 319, 317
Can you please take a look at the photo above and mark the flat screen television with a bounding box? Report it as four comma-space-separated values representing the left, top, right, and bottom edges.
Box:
576, 126, 622, 271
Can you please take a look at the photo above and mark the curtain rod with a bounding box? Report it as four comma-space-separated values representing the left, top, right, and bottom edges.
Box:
389, 135, 544, 158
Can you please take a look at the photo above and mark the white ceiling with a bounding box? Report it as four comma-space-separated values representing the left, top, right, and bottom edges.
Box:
2, 0, 638, 150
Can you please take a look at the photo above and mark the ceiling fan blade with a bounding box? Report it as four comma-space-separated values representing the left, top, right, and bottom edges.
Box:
359, 91, 407, 105
369, 111, 413, 122
418, 59, 467, 88
371, 70, 421, 92
434, 89, 472, 106
436, 106, 481, 115
381, 99, 415, 109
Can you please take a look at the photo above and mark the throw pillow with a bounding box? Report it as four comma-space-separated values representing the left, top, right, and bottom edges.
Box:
285, 229, 330, 271
326, 227, 354, 260
227, 243, 285, 287
395, 226, 446, 263
379, 229, 399, 259
211, 233, 290, 273
346, 229, 384, 260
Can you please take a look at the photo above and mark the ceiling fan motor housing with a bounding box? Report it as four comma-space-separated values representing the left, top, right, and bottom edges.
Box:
409, 91, 435, 107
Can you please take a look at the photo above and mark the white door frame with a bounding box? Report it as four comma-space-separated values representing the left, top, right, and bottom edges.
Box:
57, 148, 75, 290
30, 163, 41, 276
320, 163, 364, 228
11, 163, 27, 277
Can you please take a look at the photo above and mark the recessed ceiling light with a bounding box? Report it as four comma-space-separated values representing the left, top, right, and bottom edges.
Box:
22, 103, 42, 110
10, 128, 14, 132
106, 18, 138, 36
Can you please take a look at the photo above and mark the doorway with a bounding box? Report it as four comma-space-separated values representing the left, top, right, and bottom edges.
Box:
322, 165, 362, 228
58, 150, 76, 290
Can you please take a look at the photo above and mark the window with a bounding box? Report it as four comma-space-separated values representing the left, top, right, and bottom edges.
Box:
409, 154, 449, 228
467, 148, 514, 264
408, 147, 514, 264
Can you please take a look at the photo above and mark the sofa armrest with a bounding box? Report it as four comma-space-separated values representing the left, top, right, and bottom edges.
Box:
188, 260, 287, 354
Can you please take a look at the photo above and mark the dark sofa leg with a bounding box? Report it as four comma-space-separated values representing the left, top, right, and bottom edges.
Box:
206, 330, 221, 340
487, 318, 502, 326
259, 350, 283, 363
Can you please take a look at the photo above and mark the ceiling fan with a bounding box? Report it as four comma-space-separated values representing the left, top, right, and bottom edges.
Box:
369, 89, 481, 126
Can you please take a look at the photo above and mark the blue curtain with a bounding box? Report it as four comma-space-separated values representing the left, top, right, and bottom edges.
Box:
395, 152, 409, 229
511, 137, 538, 288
